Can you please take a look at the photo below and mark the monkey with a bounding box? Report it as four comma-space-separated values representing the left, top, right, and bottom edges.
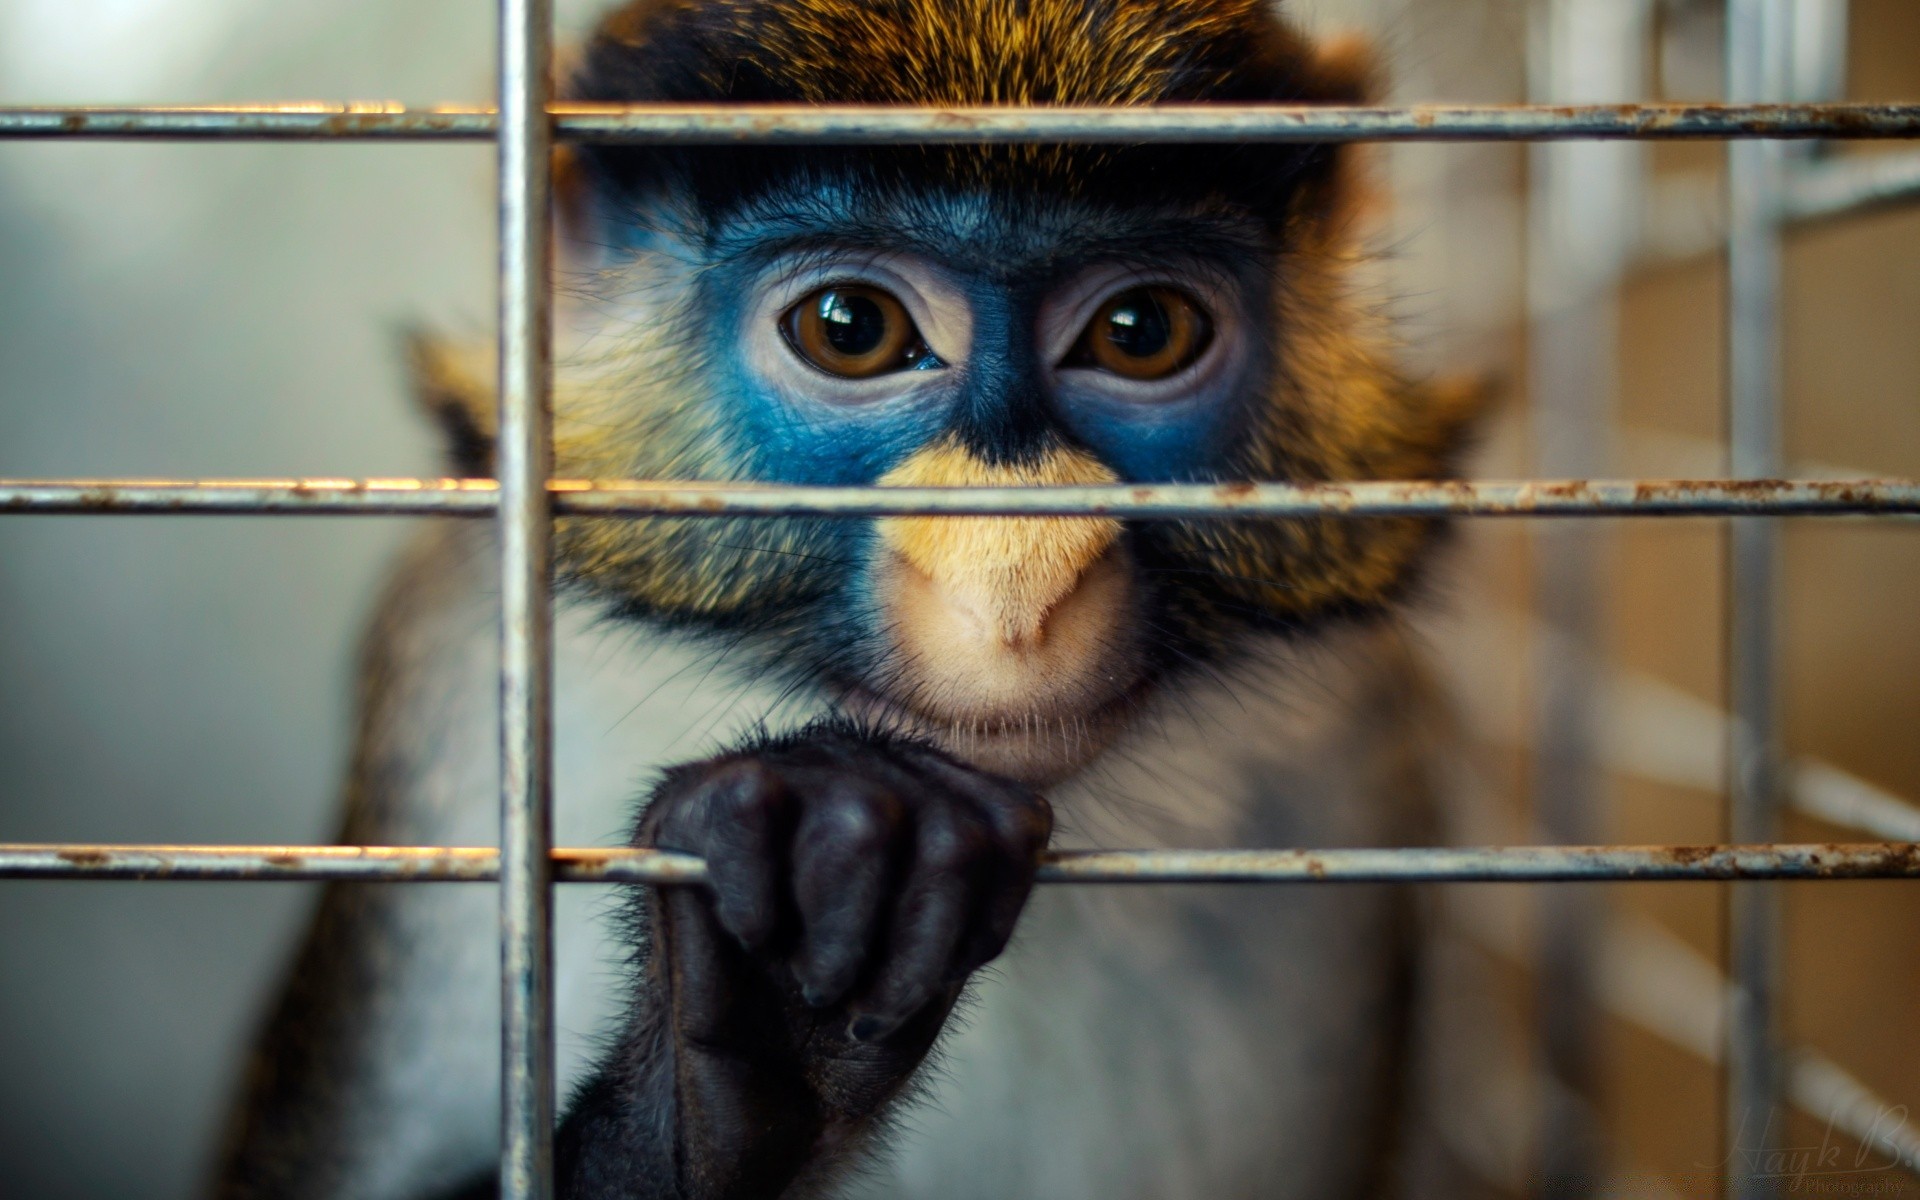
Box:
213, 0, 1493, 1197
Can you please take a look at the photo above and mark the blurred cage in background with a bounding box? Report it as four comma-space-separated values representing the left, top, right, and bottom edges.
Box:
1, 0, 1918, 1197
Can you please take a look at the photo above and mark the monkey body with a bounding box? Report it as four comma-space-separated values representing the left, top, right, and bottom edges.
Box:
219, 1, 1489, 1195
224, 521, 1439, 1200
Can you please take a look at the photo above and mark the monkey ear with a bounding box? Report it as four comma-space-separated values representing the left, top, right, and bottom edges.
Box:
553, 144, 594, 250
1419, 371, 1504, 472
1305, 32, 1380, 106
550, 38, 596, 254
402, 328, 497, 476
1292, 32, 1385, 232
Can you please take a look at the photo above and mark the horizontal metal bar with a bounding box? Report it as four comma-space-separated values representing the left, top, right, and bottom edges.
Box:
2, 477, 1917, 519
1784, 150, 1920, 224
0, 477, 501, 514
2, 103, 1919, 144
1, 842, 1914, 883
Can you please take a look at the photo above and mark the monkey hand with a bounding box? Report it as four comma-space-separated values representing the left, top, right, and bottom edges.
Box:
558, 724, 1051, 1200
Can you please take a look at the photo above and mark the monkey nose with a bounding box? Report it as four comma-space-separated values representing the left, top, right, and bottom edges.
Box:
879, 509, 1119, 650
924, 560, 1063, 649
874, 434, 1126, 658
873, 541, 1136, 730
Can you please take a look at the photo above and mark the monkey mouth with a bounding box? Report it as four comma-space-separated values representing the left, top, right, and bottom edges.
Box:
832, 676, 1154, 786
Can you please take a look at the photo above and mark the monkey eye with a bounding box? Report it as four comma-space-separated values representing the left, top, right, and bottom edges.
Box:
1066, 286, 1213, 381
780, 285, 939, 379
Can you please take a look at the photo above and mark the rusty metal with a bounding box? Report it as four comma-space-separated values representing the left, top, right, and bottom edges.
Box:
3, 102, 1920, 143
1, 476, 1918, 519
1525, 4, 1644, 1188
0, 843, 522, 881
495, 0, 557, 1192
2, 842, 1915, 884
1725, 3, 1790, 1193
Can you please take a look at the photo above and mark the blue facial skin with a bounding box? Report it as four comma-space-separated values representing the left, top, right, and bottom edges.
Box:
699, 272, 954, 485
666, 182, 1278, 488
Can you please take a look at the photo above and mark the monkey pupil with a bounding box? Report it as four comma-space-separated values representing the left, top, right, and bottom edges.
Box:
1103, 291, 1173, 358
818, 290, 889, 357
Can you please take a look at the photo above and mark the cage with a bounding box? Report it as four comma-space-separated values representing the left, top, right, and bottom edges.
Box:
0, 0, 1917, 1196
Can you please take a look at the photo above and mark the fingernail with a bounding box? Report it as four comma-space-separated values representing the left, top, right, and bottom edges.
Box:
848, 1014, 892, 1043
801, 984, 832, 1008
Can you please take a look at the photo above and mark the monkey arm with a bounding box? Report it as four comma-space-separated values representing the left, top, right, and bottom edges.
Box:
554, 727, 1052, 1200
214, 527, 516, 1200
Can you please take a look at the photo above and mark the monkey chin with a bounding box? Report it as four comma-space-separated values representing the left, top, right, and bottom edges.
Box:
839, 683, 1147, 787
844, 549, 1148, 787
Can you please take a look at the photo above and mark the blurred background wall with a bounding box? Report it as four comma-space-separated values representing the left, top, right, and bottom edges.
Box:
0, 4, 493, 1195
0, 1, 1913, 1197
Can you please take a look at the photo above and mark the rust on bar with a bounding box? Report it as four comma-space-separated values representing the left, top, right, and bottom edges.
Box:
1, 842, 1915, 884
0, 476, 1917, 519
3, 102, 1920, 144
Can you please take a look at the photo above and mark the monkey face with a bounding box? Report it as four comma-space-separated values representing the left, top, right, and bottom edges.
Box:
674, 196, 1258, 780
537, 173, 1473, 785
416, 0, 1485, 784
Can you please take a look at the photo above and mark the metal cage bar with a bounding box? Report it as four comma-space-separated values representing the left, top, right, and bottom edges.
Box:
3, 101, 1920, 142
1635, 151, 1920, 267
1726, 2, 1791, 1194
2, 842, 1916, 883
496, 0, 557, 1194
0, 476, 1917, 517
1526, 4, 1646, 1188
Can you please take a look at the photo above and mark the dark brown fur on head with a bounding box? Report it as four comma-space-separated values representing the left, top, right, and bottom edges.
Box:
569, 0, 1372, 225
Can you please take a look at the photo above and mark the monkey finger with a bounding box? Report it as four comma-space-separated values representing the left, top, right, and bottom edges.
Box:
685, 759, 793, 952
845, 888, 971, 1044
950, 853, 1040, 981
899, 745, 1053, 863
788, 775, 902, 1008
975, 781, 1054, 863
659, 884, 762, 1046
846, 806, 982, 1042
908, 769, 1048, 977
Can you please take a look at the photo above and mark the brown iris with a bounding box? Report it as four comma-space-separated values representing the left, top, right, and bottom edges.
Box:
781, 285, 929, 378
1071, 286, 1212, 381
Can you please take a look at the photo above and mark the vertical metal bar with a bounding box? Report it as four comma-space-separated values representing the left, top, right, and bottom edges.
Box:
1526, 1, 1647, 1190
497, 0, 556, 1192
1788, 0, 1850, 113
1725, 0, 1788, 1195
